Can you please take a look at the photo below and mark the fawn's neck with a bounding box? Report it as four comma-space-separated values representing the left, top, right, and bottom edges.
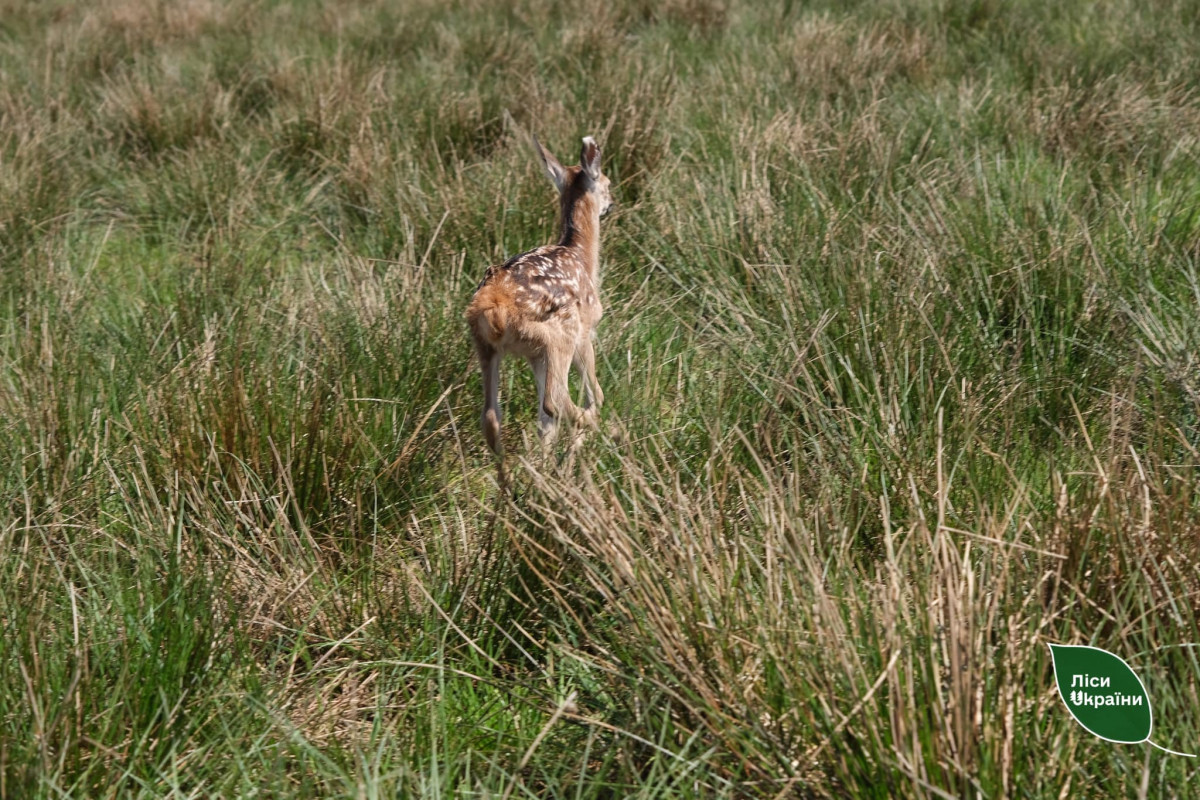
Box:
557, 193, 601, 278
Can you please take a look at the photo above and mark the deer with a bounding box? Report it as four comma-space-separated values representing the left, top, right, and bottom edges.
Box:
465, 134, 613, 464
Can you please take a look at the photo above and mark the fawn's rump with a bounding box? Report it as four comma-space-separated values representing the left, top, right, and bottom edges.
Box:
467, 281, 582, 360
465, 282, 513, 349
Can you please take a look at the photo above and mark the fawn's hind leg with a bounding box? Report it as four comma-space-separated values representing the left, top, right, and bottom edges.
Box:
479, 345, 503, 456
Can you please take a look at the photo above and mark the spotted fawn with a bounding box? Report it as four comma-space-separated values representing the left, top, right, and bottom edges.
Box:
465, 135, 613, 459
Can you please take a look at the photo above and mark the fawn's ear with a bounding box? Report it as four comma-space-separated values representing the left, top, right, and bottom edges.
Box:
532, 135, 567, 193
580, 136, 601, 181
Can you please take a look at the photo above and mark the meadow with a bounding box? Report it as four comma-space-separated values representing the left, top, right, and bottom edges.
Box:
3, 0, 1200, 796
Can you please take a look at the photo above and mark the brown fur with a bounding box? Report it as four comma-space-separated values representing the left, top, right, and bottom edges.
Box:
465, 135, 613, 459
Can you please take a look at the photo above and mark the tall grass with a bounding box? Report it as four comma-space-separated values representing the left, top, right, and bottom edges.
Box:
3, 0, 1200, 796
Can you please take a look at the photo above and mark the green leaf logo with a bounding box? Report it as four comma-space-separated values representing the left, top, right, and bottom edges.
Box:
1048, 643, 1194, 756
1048, 643, 1151, 743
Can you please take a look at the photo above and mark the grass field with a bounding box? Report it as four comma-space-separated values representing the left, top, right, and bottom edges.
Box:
3, 0, 1200, 796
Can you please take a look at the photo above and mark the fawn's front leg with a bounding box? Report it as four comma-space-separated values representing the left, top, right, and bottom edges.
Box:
573, 335, 603, 422
530, 354, 552, 441
541, 345, 587, 441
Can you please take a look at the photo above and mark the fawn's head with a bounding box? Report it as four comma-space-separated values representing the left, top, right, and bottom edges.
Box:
533, 135, 613, 220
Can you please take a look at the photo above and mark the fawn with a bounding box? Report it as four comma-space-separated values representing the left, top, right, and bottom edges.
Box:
465, 135, 613, 459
